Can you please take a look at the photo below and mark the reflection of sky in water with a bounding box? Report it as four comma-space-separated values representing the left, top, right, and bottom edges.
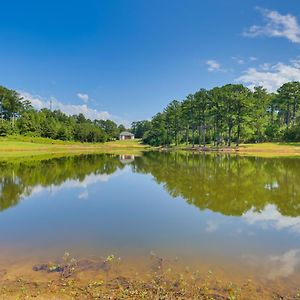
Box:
243, 204, 300, 233
1, 155, 300, 280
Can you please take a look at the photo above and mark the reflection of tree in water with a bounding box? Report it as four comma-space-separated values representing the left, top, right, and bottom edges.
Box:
0, 154, 125, 211
132, 152, 300, 217
2, 152, 300, 218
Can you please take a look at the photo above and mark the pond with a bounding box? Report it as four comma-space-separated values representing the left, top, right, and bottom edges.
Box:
0, 152, 300, 296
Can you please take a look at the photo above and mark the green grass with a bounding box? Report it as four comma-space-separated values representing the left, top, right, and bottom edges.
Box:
238, 142, 300, 156
2, 135, 300, 158
167, 141, 300, 157
0, 135, 151, 159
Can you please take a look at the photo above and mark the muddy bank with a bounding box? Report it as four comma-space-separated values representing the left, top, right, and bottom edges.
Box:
0, 253, 299, 299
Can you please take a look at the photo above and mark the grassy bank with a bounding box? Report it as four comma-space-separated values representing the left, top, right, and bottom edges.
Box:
163, 142, 300, 157
2, 136, 300, 158
0, 136, 151, 158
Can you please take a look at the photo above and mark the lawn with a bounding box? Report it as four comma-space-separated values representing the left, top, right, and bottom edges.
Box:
172, 141, 300, 157
238, 142, 300, 156
0, 135, 150, 158
2, 136, 300, 158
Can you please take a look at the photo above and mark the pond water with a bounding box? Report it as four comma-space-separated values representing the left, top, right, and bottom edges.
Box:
0, 152, 300, 291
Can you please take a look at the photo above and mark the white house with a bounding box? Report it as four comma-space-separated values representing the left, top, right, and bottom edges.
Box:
119, 131, 135, 140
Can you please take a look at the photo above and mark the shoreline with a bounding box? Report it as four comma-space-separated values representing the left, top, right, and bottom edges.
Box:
0, 252, 298, 300
1, 136, 300, 158
158, 142, 300, 157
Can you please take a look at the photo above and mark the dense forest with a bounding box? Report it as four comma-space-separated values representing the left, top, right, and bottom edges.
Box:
0, 86, 126, 142
134, 81, 300, 146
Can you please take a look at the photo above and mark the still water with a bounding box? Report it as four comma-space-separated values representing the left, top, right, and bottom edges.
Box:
0, 152, 300, 288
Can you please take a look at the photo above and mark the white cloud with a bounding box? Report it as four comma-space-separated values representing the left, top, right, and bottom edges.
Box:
231, 57, 244, 65
243, 204, 300, 233
77, 93, 89, 103
19, 91, 127, 124
206, 59, 225, 72
243, 249, 300, 279
205, 221, 219, 233
30, 173, 115, 196
244, 7, 300, 43
78, 190, 89, 200
249, 56, 258, 61
267, 249, 300, 279
236, 59, 300, 91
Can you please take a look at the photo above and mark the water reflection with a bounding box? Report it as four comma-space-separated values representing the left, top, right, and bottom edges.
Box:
133, 152, 300, 218
1, 152, 300, 282
119, 154, 135, 164
1, 152, 300, 219
0, 154, 125, 211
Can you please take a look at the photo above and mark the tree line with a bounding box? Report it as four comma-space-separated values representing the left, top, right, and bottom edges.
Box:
135, 82, 300, 146
0, 86, 126, 142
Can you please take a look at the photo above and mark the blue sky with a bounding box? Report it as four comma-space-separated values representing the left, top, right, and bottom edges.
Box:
1, 0, 300, 125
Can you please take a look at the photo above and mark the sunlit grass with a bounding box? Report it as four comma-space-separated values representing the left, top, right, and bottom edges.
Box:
0, 135, 151, 158
171, 142, 300, 157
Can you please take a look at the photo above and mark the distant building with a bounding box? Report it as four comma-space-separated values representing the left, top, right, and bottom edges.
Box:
119, 131, 134, 140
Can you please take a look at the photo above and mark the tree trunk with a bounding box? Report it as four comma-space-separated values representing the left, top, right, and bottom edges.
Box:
203, 125, 206, 146
228, 125, 232, 147
293, 98, 296, 125
192, 128, 195, 147
185, 126, 189, 145
236, 120, 241, 147
198, 123, 201, 147
286, 103, 290, 127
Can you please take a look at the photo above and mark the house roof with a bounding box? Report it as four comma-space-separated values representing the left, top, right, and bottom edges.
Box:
119, 131, 134, 136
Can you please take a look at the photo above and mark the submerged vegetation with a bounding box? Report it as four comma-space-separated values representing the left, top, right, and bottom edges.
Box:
0, 251, 299, 299
135, 81, 300, 147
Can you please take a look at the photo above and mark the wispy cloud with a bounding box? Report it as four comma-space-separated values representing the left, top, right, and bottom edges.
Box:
206, 59, 225, 72
205, 221, 219, 233
243, 249, 300, 280
77, 93, 89, 103
78, 190, 89, 200
236, 59, 300, 92
244, 7, 300, 43
249, 56, 258, 61
20, 91, 128, 125
231, 57, 244, 65
267, 249, 300, 279
243, 204, 300, 233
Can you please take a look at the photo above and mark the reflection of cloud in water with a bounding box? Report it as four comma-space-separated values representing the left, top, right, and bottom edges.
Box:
243, 249, 300, 279
243, 204, 300, 233
29, 170, 126, 197
78, 190, 89, 200
205, 221, 219, 233
268, 249, 300, 279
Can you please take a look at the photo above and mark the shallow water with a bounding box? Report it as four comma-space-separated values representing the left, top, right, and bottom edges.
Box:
0, 152, 300, 292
